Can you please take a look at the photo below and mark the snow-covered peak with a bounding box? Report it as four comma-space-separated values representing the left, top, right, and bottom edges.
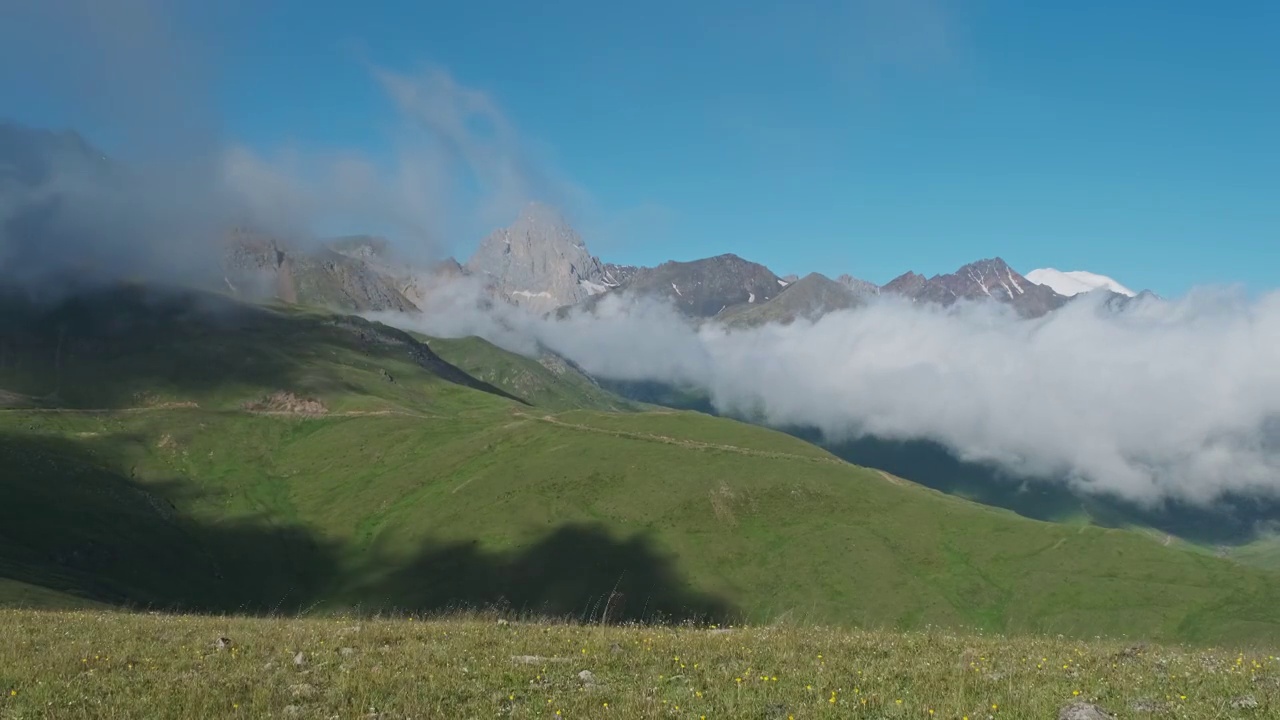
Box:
1025, 268, 1136, 297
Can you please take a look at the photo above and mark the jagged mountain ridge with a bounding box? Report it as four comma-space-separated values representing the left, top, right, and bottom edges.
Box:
583, 253, 784, 319
719, 272, 867, 327
222, 231, 421, 313
0, 120, 1138, 322
883, 257, 1069, 318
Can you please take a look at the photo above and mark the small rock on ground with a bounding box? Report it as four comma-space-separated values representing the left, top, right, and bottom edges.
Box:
1130, 698, 1171, 713
1059, 702, 1116, 720
290, 683, 317, 699
1231, 695, 1259, 710
512, 655, 571, 664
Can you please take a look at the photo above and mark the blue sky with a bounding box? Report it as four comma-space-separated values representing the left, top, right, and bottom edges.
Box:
3, 1, 1277, 296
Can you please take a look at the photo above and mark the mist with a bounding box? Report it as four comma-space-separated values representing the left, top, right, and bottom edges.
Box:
1, 0, 572, 292
373, 281, 1280, 508
0, 0, 233, 295
221, 63, 587, 267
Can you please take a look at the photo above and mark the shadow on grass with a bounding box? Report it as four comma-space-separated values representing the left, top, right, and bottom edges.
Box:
0, 430, 342, 613
353, 525, 734, 624
0, 282, 525, 409
0, 430, 728, 623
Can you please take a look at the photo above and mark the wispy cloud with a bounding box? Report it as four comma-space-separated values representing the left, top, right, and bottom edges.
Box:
222, 64, 595, 262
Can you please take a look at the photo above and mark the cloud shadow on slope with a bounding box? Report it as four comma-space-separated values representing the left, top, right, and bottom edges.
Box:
0, 429, 343, 613
351, 525, 735, 624
0, 428, 729, 622
0, 283, 528, 409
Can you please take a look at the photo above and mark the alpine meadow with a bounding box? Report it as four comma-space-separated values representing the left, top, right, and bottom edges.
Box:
4, 1, 1280, 718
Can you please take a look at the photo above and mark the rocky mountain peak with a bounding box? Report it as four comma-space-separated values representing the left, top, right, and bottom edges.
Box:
883, 258, 1067, 317
466, 202, 611, 313
837, 273, 880, 297
605, 253, 783, 318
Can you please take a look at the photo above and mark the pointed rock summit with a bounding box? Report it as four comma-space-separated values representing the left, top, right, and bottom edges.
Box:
466, 203, 613, 313
883, 257, 1067, 317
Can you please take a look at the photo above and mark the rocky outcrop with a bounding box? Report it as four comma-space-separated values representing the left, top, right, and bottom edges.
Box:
599, 253, 783, 318
466, 203, 613, 313
222, 230, 417, 313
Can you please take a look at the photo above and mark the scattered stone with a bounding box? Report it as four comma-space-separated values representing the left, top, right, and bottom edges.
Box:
283, 705, 301, 717
215, 637, 232, 651
293, 651, 307, 667
244, 391, 328, 416
290, 683, 317, 699
511, 655, 571, 665
1129, 698, 1171, 713
338, 647, 355, 657
263, 661, 277, 671
609, 642, 623, 654
1058, 702, 1115, 720
496, 618, 509, 626
1231, 695, 1260, 710
762, 702, 789, 720
577, 670, 597, 687
1119, 643, 1148, 656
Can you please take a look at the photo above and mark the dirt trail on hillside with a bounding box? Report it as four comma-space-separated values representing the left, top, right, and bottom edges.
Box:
518, 412, 850, 467
876, 470, 905, 486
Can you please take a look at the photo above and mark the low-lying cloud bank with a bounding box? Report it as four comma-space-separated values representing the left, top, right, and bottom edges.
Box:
375, 282, 1280, 508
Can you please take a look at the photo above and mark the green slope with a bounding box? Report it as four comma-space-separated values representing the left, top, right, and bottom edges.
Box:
426, 336, 636, 411
4, 285, 1280, 645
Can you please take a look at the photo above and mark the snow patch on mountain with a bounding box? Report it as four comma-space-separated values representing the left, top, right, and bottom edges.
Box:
1027, 268, 1136, 297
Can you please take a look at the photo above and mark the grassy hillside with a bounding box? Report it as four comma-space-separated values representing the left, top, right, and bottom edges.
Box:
4, 285, 1280, 645
427, 336, 636, 411
2, 611, 1275, 720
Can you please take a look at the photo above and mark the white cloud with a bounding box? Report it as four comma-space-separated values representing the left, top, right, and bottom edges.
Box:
376, 281, 1280, 508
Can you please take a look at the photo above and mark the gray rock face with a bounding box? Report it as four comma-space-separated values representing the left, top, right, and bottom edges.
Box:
836, 273, 880, 297
222, 231, 418, 313
719, 272, 865, 327
883, 257, 1068, 318
601, 253, 782, 318
466, 203, 612, 313
602, 262, 639, 287
1058, 702, 1115, 720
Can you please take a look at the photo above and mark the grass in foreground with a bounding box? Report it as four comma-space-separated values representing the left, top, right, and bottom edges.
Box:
2, 610, 1276, 719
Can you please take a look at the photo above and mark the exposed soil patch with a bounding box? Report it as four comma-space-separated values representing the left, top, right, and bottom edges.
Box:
243, 391, 328, 416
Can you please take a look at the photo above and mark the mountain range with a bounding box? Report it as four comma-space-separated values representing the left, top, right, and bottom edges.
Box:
358, 201, 1149, 323
0, 119, 1148, 323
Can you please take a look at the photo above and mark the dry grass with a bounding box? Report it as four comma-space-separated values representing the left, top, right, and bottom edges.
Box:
3, 610, 1277, 719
